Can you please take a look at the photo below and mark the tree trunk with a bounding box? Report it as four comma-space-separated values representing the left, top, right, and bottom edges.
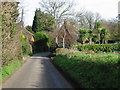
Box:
89, 38, 92, 45
62, 28, 66, 48
82, 41, 85, 45
98, 33, 101, 44
63, 37, 65, 48
55, 36, 58, 47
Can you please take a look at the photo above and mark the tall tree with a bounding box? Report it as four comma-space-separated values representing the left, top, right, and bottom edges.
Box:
76, 10, 101, 29
32, 9, 55, 32
39, 0, 74, 27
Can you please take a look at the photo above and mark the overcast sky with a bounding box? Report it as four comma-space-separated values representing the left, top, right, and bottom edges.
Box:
19, 0, 120, 26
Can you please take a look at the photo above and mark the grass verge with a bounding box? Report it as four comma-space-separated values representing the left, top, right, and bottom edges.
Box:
0, 60, 23, 83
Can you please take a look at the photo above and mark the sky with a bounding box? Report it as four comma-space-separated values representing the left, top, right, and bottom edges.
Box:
118, 1, 120, 14
19, 0, 120, 26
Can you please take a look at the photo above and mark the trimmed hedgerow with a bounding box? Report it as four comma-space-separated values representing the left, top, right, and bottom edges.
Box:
76, 44, 120, 53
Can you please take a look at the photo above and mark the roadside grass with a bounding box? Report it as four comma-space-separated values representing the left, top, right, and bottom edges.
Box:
53, 52, 119, 88
0, 60, 23, 83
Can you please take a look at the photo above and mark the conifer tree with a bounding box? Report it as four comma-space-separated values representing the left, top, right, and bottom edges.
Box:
32, 9, 55, 32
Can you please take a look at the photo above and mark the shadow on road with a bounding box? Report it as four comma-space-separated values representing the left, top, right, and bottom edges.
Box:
27, 52, 73, 88
32, 52, 50, 57
3, 52, 74, 88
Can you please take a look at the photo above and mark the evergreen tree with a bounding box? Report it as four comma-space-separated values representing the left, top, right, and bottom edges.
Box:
100, 28, 109, 44
32, 9, 55, 32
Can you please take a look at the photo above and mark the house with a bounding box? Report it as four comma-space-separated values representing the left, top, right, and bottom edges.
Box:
23, 29, 35, 45
56, 20, 77, 48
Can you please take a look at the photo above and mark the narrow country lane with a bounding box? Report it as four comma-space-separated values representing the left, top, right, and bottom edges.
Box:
3, 52, 72, 88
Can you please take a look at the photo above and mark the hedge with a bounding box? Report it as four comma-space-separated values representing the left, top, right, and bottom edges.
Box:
76, 44, 120, 53
33, 32, 52, 53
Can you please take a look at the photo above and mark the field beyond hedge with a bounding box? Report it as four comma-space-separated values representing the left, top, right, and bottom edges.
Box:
53, 50, 119, 88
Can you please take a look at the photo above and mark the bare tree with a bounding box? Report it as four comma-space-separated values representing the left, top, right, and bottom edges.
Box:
76, 11, 88, 28
39, 0, 74, 27
76, 10, 101, 29
84, 11, 94, 29
94, 12, 102, 29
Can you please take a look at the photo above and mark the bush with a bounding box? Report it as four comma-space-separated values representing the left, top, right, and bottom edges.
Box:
20, 34, 32, 55
55, 48, 69, 55
33, 32, 51, 53
76, 44, 120, 53
53, 51, 119, 88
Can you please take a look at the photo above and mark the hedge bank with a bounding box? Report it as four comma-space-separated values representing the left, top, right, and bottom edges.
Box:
53, 51, 119, 88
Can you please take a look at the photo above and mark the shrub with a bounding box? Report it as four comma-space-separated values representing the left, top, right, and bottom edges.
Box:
55, 48, 69, 55
76, 44, 120, 53
33, 32, 52, 53
20, 34, 32, 55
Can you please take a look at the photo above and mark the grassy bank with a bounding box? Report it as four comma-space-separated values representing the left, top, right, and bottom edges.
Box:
53, 51, 119, 88
0, 60, 23, 82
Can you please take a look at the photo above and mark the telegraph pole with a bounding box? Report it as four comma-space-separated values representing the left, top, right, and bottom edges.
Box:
118, 1, 120, 41
20, 8, 24, 33
118, 1, 120, 34
21, 9, 24, 22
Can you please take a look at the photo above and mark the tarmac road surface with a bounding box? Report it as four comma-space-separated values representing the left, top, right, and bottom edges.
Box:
3, 52, 72, 88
